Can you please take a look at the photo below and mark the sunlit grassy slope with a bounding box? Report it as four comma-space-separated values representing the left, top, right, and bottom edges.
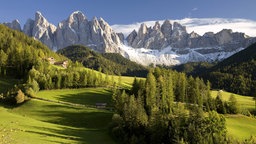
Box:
36, 88, 113, 107
226, 115, 256, 140
1, 74, 256, 143
211, 90, 255, 110
211, 90, 256, 140
0, 88, 116, 144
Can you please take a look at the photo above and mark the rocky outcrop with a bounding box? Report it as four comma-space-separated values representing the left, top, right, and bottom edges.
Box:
19, 11, 122, 52
54, 11, 122, 52
23, 11, 56, 49
3, 20, 21, 31
55, 11, 89, 50
127, 20, 256, 55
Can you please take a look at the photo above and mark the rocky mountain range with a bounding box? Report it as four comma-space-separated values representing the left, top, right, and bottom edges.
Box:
4, 11, 121, 53
3, 11, 256, 66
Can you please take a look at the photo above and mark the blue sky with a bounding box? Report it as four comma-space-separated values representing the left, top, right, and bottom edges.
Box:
1, 0, 255, 26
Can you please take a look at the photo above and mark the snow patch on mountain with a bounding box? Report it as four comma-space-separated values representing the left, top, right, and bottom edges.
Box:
119, 43, 244, 66
112, 18, 256, 37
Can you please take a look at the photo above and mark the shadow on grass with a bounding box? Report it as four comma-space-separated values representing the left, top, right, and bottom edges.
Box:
53, 90, 113, 107
27, 102, 115, 143
26, 125, 114, 144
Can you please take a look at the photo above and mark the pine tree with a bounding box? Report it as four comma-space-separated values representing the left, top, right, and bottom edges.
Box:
176, 73, 187, 102
215, 91, 226, 114
228, 94, 239, 114
166, 72, 174, 112
0, 49, 7, 75
131, 78, 140, 97
145, 71, 157, 116
158, 75, 168, 113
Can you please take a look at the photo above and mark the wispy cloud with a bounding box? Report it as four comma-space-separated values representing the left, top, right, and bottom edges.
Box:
192, 7, 198, 11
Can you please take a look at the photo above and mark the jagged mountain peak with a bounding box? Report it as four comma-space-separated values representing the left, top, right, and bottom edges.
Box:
68, 11, 87, 23
173, 21, 186, 31
34, 11, 55, 29
189, 31, 200, 38
153, 21, 161, 30
54, 11, 122, 52
35, 11, 50, 25
35, 11, 43, 16
71, 11, 84, 16
3, 19, 21, 31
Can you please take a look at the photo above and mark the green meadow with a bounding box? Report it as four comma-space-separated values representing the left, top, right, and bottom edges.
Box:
0, 88, 115, 144
226, 114, 256, 140
211, 90, 255, 111
0, 77, 256, 143
211, 90, 256, 140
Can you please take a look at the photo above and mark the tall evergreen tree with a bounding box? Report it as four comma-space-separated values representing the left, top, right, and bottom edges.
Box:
145, 71, 157, 116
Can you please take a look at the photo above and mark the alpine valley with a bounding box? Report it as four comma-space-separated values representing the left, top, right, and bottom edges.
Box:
4, 11, 256, 66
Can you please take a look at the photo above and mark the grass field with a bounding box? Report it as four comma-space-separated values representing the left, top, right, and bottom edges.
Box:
82, 66, 145, 87
112, 75, 145, 89
1, 78, 256, 143
36, 88, 113, 107
0, 88, 116, 144
226, 114, 256, 140
211, 90, 256, 140
211, 90, 255, 111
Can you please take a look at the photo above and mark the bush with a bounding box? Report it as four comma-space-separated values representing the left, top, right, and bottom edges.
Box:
15, 89, 25, 104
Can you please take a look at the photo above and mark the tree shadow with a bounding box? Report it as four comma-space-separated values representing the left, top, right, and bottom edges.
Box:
52, 89, 113, 107
25, 102, 115, 143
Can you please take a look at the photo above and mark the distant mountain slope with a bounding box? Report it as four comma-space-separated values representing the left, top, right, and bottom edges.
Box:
57, 45, 148, 77
207, 42, 256, 95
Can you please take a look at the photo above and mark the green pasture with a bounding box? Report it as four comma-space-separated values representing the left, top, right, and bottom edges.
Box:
0, 88, 115, 144
211, 90, 255, 110
1, 81, 256, 143
211, 90, 256, 140
226, 115, 256, 140
36, 88, 113, 107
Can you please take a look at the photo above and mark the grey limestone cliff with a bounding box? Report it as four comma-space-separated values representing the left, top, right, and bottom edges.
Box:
126, 20, 256, 55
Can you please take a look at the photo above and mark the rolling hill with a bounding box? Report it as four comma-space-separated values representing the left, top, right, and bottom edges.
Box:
57, 45, 148, 77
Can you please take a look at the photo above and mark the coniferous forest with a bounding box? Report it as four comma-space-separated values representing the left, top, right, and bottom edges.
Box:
110, 68, 246, 144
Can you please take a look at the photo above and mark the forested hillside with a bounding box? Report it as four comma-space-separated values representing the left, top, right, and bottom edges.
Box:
0, 25, 114, 104
110, 67, 245, 144
0, 24, 65, 78
57, 45, 148, 77
207, 42, 256, 95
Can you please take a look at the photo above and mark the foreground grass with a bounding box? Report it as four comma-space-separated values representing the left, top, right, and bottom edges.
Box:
226, 114, 256, 140
0, 88, 115, 144
1, 87, 255, 143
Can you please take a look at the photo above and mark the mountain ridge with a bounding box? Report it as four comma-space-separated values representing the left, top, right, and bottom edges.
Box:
4, 11, 256, 66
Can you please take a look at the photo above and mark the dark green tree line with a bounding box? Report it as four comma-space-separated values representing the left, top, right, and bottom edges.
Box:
111, 68, 228, 144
